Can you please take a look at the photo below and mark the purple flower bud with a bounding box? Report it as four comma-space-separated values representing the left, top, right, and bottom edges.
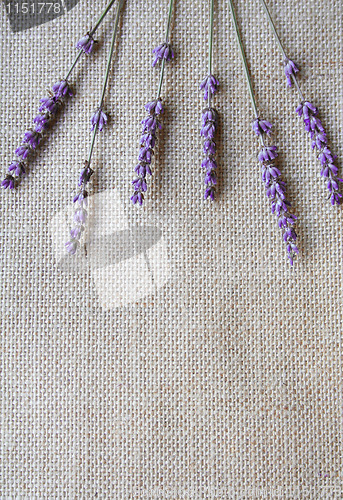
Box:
203, 140, 216, 155
331, 192, 342, 205
1, 175, 15, 189
311, 132, 327, 150
304, 115, 324, 133
39, 96, 59, 114
202, 107, 218, 125
201, 158, 217, 170
23, 131, 41, 149
76, 33, 96, 54
318, 147, 333, 165
33, 113, 50, 133
65, 239, 79, 255
141, 115, 161, 133
144, 99, 164, 115
74, 208, 87, 224
132, 177, 148, 192
284, 58, 299, 87
15, 143, 31, 159
135, 164, 152, 176
258, 145, 278, 162
78, 166, 93, 186
138, 147, 153, 164
8, 161, 25, 176
91, 108, 108, 132
200, 74, 219, 101
204, 186, 215, 200
52, 80, 73, 98
131, 191, 144, 205
204, 170, 217, 185
152, 43, 174, 67
140, 133, 156, 149
296, 101, 318, 118
252, 118, 272, 137
70, 226, 83, 239
200, 121, 216, 139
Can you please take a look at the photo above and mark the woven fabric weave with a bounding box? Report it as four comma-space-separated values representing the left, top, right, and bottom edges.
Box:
0, 0, 342, 497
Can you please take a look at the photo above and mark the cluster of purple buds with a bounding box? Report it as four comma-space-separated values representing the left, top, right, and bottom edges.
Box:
201, 107, 218, 200
131, 99, 163, 205
1, 79, 73, 190
253, 117, 298, 265
76, 32, 97, 54
91, 107, 108, 131
296, 101, 342, 205
284, 58, 299, 87
200, 74, 219, 102
65, 162, 93, 254
152, 43, 174, 67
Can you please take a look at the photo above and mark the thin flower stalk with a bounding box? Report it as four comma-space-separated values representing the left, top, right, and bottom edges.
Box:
259, 0, 342, 206
228, 0, 298, 266
131, 0, 175, 206
66, 0, 124, 255
200, 0, 219, 201
2, 0, 117, 190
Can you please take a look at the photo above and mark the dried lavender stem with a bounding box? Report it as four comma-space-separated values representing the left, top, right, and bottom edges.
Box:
227, 0, 258, 118
207, 0, 214, 109
88, 0, 124, 165
259, 0, 287, 58
165, 0, 174, 42
65, 0, 117, 82
156, 58, 166, 99
90, 0, 118, 36
259, 0, 305, 102
156, 0, 174, 99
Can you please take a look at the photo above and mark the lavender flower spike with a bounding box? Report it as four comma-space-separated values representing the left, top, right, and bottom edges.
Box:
66, 0, 124, 255
257, 121, 298, 265
259, 0, 341, 205
199, 74, 219, 101
229, 0, 298, 265
131, 0, 175, 206
2, 0, 117, 190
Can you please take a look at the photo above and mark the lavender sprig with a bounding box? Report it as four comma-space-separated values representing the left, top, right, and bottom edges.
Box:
131, 0, 174, 206
66, 0, 124, 255
1, 0, 117, 190
228, 0, 298, 266
200, 0, 219, 201
259, 0, 342, 205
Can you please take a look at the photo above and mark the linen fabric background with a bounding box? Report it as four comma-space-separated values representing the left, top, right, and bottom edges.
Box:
0, 0, 342, 498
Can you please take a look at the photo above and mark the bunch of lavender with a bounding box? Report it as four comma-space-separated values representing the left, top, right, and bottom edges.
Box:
200, 0, 219, 201
131, 0, 174, 206
2, 0, 117, 190
66, 0, 124, 255
228, 0, 298, 265
259, 0, 342, 206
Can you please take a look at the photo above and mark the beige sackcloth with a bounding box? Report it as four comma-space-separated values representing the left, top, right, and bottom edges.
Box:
0, 0, 342, 498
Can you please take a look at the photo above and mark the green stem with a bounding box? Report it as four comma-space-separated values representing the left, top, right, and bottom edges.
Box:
165, 0, 174, 42
207, 0, 214, 108
156, 0, 174, 99
259, 0, 304, 102
156, 59, 166, 99
64, 0, 117, 82
259, 0, 286, 59
89, 0, 118, 36
228, 0, 259, 118
88, 0, 124, 164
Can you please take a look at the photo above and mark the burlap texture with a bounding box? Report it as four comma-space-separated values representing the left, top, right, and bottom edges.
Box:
0, 0, 342, 498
